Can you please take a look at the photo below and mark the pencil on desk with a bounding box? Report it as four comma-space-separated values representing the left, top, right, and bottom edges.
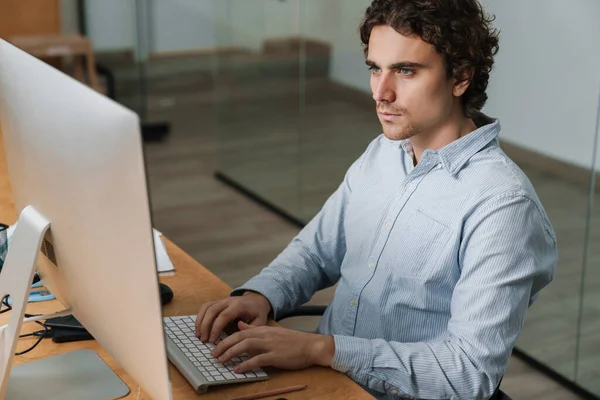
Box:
228, 384, 308, 400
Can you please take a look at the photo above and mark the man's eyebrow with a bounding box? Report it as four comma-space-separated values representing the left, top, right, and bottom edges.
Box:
389, 61, 427, 69
365, 59, 427, 69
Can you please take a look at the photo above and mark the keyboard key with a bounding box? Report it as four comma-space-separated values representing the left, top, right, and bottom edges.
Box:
244, 372, 256, 378
233, 373, 246, 379
210, 371, 221, 377
206, 376, 215, 382
223, 373, 235, 380
255, 371, 267, 377
215, 376, 226, 381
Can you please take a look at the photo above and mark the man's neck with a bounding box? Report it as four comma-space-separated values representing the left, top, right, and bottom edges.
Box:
411, 111, 478, 164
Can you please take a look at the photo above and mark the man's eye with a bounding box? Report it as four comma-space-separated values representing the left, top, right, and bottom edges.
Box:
399, 68, 414, 75
369, 66, 381, 73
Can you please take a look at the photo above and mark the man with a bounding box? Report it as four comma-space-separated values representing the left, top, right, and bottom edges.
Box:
196, 0, 558, 398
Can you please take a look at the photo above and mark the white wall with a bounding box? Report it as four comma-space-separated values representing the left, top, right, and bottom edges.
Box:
150, 0, 216, 53
84, 0, 276, 54
264, 0, 299, 38
85, 0, 134, 51
326, 0, 371, 93
482, 0, 600, 169
224, 0, 268, 52
60, 0, 80, 34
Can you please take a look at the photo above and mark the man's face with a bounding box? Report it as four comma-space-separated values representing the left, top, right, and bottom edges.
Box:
367, 25, 457, 141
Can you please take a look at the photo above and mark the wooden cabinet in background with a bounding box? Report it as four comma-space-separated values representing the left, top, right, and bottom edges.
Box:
0, 0, 61, 39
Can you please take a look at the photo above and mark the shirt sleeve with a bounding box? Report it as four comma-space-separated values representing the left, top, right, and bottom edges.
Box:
331, 193, 557, 399
231, 145, 372, 319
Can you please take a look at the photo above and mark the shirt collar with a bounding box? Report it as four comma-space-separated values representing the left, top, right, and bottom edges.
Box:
392, 113, 500, 176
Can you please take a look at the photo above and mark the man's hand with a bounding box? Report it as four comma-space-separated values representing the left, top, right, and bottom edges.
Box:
211, 321, 335, 373
195, 292, 272, 343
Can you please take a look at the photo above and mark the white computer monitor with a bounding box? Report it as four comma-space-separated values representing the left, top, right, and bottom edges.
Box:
0, 39, 172, 399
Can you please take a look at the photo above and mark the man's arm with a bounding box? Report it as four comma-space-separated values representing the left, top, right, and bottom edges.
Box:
330, 194, 557, 399
231, 146, 371, 319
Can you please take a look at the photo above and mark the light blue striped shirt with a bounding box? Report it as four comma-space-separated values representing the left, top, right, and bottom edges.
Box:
235, 115, 557, 399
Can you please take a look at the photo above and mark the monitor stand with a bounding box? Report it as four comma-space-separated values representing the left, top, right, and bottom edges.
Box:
0, 206, 129, 400
6, 350, 129, 400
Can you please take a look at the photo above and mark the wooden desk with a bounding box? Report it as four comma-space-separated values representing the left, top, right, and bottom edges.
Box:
0, 130, 373, 399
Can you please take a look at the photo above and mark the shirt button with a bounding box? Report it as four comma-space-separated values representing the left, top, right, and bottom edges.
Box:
368, 262, 375, 269
390, 388, 398, 395
385, 221, 392, 229
405, 183, 413, 191
350, 299, 356, 307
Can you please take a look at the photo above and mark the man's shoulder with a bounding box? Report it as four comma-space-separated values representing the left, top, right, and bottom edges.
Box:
461, 145, 540, 201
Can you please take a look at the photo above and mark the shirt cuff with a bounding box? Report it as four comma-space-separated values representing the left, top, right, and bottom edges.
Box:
230, 276, 289, 320
331, 335, 373, 378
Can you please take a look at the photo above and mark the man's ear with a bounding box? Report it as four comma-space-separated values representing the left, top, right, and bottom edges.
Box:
453, 68, 474, 97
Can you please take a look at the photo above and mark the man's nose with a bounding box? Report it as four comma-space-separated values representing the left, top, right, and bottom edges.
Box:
372, 73, 396, 103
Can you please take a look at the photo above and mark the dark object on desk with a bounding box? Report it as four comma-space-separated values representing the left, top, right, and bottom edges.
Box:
51, 326, 94, 343
160, 283, 174, 305
45, 314, 86, 330
47, 314, 95, 343
276, 306, 512, 400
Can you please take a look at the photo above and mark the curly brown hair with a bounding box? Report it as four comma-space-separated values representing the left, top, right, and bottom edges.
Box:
359, 0, 499, 118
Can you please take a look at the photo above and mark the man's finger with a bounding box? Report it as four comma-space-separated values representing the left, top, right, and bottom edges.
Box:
195, 301, 215, 337
238, 321, 255, 331
212, 329, 252, 358
199, 302, 228, 342
209, 306, 241, 343
249, 317, 264, 327
234, 353, 273, 374
218, 338, 264, 364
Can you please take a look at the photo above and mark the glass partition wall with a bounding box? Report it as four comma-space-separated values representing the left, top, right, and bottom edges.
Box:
115, 0, 600, 396
214, 0, 303, 219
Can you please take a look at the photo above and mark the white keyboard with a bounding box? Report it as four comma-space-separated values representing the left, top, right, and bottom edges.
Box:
163, 315, 269, 394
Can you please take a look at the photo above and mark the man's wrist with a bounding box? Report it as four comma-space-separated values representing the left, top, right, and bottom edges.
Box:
242, 290, 273, 317
310, 334, 335, 367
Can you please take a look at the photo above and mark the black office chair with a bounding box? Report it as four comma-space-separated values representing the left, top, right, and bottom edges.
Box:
276, 306, 513, 400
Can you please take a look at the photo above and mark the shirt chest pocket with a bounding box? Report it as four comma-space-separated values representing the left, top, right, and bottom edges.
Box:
381, 209, 452, 281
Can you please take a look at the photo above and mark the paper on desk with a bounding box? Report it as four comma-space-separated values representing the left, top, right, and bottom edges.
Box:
6, 223, 175, 275
153, 228, 175, 276
7, 224, 15, 239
